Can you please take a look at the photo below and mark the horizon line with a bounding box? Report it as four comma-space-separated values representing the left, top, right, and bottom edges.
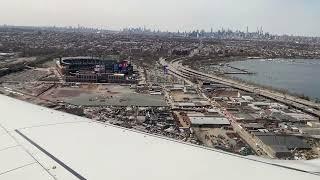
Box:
1, 24, 320, 38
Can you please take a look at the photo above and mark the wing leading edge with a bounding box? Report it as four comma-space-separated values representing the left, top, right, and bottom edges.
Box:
0, 94, 319, 180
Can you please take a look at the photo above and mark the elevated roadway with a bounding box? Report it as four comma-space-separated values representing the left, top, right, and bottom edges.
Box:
160, 58, 320, 117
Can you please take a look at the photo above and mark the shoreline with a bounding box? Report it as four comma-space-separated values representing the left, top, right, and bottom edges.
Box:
189, 57, 320, 102
187, 56, 320, 66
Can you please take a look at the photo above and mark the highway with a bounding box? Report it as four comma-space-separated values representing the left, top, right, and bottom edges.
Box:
160, 58, 320, 117
160, 57, 320, 158
160, 58, 273, 157
200, 91, 274, 158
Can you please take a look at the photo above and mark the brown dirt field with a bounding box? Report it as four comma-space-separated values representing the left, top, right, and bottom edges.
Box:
55, 89, 90, 97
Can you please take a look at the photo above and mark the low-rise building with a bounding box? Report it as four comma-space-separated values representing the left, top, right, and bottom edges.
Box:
189, 116, 230, 128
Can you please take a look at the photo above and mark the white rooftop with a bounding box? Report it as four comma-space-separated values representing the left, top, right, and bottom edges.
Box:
189, 117, 230, 125
242, 95, 254, 101
0, 94, 320, 179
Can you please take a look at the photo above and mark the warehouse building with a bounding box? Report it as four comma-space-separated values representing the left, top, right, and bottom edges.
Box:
189, 116, 230, 128
253, 132, 311, 158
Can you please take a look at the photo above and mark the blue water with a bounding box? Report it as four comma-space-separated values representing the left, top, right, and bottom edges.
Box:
228, 59, 320, 100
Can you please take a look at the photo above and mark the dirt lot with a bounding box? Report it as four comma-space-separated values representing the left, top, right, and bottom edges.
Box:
0, 69, 52, 82
170, 91, 200, 102
40, 84, 167, 107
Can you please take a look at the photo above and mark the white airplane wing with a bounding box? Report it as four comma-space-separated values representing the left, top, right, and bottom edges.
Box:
0, 94, 319, 180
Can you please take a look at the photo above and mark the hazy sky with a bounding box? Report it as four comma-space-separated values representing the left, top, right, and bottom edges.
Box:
1, 0, 320, 36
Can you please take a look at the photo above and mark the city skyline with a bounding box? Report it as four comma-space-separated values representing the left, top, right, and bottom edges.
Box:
1, 0, 320, 36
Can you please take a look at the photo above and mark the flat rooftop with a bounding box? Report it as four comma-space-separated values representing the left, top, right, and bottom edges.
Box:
189, 117, 230, 125
253, 132, 311, 150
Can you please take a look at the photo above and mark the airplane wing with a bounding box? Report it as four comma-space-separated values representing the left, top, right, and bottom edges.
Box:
0, 94, 319, 180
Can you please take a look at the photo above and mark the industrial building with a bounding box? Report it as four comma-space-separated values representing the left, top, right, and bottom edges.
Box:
189, 116, 230, 128
186, 112, 231, 128
56, 56, 135, 83
253, 132, 311, 158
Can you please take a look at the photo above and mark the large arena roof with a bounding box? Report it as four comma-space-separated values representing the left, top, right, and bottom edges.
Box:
60, 56, 118, 66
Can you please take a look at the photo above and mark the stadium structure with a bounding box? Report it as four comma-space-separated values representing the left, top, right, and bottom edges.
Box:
56, 56, 135, 83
